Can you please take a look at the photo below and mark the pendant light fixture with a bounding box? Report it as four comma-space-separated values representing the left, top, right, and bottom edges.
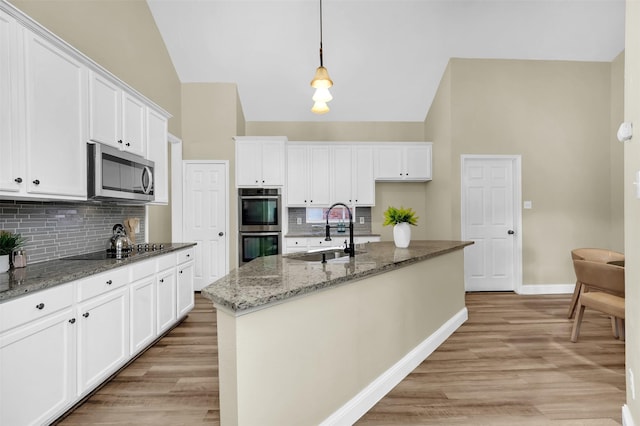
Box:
311, 0, 333, 114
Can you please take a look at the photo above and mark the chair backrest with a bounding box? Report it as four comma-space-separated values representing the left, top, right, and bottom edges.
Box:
572, 259, 625, 296
571, 248, 624, 263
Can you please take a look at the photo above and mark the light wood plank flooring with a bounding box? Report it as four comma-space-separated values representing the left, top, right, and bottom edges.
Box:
56, 292, 625, 425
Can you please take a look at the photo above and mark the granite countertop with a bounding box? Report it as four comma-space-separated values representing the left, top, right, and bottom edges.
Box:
0, 243, 196, 303
202, 240, 473, 314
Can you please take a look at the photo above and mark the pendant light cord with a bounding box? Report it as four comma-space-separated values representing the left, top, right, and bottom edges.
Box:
319, 0, 324, 67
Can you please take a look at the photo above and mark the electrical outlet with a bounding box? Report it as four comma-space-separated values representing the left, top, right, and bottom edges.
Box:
296, 218, 302, 225
630, 369, 636, 400
359, 217, 365, 224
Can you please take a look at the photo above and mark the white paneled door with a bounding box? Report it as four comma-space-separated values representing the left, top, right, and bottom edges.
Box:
461, 156, 521, 292
183, 162, 228, 291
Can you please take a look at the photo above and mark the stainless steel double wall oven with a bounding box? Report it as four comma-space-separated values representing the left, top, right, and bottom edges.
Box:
238, 188, 282, 265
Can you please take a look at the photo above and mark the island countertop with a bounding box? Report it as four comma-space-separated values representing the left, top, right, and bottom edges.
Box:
202, 240, 473, 314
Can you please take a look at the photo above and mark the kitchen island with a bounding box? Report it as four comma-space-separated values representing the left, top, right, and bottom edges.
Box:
202, 240, 472, 426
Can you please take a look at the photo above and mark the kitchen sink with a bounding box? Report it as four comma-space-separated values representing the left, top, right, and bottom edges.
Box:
287, 248, 364, 263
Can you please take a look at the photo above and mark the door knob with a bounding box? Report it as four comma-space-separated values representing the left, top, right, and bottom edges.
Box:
508, 230, 515, 235
219, 232, 224, 236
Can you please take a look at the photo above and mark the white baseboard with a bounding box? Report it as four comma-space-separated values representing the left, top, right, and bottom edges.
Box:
320, 307, 469, 426
623, 404, 636, 426
518, 283, 575, 295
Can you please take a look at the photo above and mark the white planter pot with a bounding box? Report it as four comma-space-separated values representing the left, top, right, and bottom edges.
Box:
393, 222, 412, 248
0, 254, 9, 273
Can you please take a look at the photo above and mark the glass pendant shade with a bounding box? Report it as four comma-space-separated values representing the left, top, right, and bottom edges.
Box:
312, 87, 333, 103
310, 66, 333, 89
311, 101, 330, 114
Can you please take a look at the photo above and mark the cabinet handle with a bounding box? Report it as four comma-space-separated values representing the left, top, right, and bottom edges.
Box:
83, 312, 90, 318
35, 303, 45, 310
106, 280, 113, 285
126, 142, 130, 147
33, 179, 40, 185
118, 139, 123, 144
69, 318, 76, 324
14, 177, 22, 183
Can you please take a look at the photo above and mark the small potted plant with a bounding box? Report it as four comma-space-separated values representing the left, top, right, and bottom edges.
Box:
383, 206, 418, 248
0, 231, 25, 272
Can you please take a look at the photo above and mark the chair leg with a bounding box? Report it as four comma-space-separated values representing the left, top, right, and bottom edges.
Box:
568, 282, 582, 319
617, 318, 625, 341
571, 304, 587, 342
611, 316, 619, 338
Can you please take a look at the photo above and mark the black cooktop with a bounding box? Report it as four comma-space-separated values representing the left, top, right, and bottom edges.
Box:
62, 244, 166, 261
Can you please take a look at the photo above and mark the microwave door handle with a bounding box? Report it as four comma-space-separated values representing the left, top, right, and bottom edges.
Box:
142, 166, 153, 194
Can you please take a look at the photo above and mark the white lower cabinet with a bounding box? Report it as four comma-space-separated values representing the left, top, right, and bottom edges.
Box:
0, 247, 195, 425
177, 260, 195, 319
156, 267, 177, 335
0, 306, 76, 426
76, 286, 130, 394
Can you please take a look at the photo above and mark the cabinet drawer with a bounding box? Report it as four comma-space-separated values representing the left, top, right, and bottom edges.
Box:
285, 238, 307, 248
177, 247, 195, 264
77, 267, 129, 302
157, 253, 177, 271
130, 258, 157, 282
0, 283, 74, 333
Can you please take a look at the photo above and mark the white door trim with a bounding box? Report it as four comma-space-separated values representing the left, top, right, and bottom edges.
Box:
169, 133, 183, 242
460, 154, 523, 293
182, 160, 230, 278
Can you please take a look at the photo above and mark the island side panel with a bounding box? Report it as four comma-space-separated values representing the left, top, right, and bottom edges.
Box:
216, 249, 466, 425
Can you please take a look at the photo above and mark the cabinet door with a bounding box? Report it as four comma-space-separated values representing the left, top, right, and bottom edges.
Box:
353, 145, 375, 205
77, 287, 129, 394
0, 11, 22, 193
147, 108, 169, 204
23, 28, 87, 198
308, 145, 331, 206
88, 72, 120, 147
332, 145, 352, 204
405, 144, 432, 181
0, 308, 76, 426
156, 268, 176, 335
121, 91, 146, 156
130, 276, 156, 356
286, 145, 308, 206
261, 140, 285, 186
177, 261, 195, 319
236, 140, 261, 186
374, 145, 404, 180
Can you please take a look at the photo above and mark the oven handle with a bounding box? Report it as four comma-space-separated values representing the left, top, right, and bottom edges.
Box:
240, 232, 281, 236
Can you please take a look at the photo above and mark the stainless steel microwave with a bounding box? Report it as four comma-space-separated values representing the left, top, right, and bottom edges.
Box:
87, 143, 155, 202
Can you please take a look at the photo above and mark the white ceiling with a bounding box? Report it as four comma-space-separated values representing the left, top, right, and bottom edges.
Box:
146, 0, 625, 122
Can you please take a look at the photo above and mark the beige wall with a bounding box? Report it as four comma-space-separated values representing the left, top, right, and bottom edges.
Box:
9, 0, 182, 243
625, 1, 640, 421
181, 83, 242, 267
425, 58, 623, 287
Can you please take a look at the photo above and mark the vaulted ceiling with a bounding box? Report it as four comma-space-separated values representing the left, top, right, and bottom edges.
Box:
147, 0, 625, 122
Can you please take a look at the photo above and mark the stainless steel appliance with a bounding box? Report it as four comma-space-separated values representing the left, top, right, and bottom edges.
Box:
238, 188, 282, 265
87, 143, 155, 202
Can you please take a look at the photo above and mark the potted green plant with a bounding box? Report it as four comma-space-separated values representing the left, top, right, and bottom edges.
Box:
383, 206, 418, 248
0, 231, 25, 272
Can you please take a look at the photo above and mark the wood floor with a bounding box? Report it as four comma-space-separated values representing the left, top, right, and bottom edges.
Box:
56, 292, 625, 425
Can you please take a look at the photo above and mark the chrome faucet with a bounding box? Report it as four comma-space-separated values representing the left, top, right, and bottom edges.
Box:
325, 202, 355, 258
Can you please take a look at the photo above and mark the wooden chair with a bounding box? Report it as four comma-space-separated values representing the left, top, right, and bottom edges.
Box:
568, 248, 624, 318
570, 259, 625, 342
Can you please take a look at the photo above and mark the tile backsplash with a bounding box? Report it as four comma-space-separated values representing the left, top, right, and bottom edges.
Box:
0, 201, 145, 264
287, 207, 372, 234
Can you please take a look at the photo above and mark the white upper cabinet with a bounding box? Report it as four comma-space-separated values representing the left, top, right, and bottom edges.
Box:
147, 108, 169, 204
0, 10, 20, 193
374, 142, 432, 181
286, 142, 375, 207
235, 136, 286, 187
89, 72, 146, 157
22, 27, 87, 198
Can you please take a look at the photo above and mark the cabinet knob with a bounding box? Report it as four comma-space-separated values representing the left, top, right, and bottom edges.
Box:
83, 312, 90, 318
160, 278, 164, 283
33, 179, 40, 185
69, 318, 76, 324
14, 177, 22, 183
255, 180, 259, 183
187, 253, 191, 257
126, 142, 130, 147
106, 280, 113, 285
218, 232, 224, 237
118, 139, 123, 144
35, 303, 45, 310
179, 270, 183, 274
